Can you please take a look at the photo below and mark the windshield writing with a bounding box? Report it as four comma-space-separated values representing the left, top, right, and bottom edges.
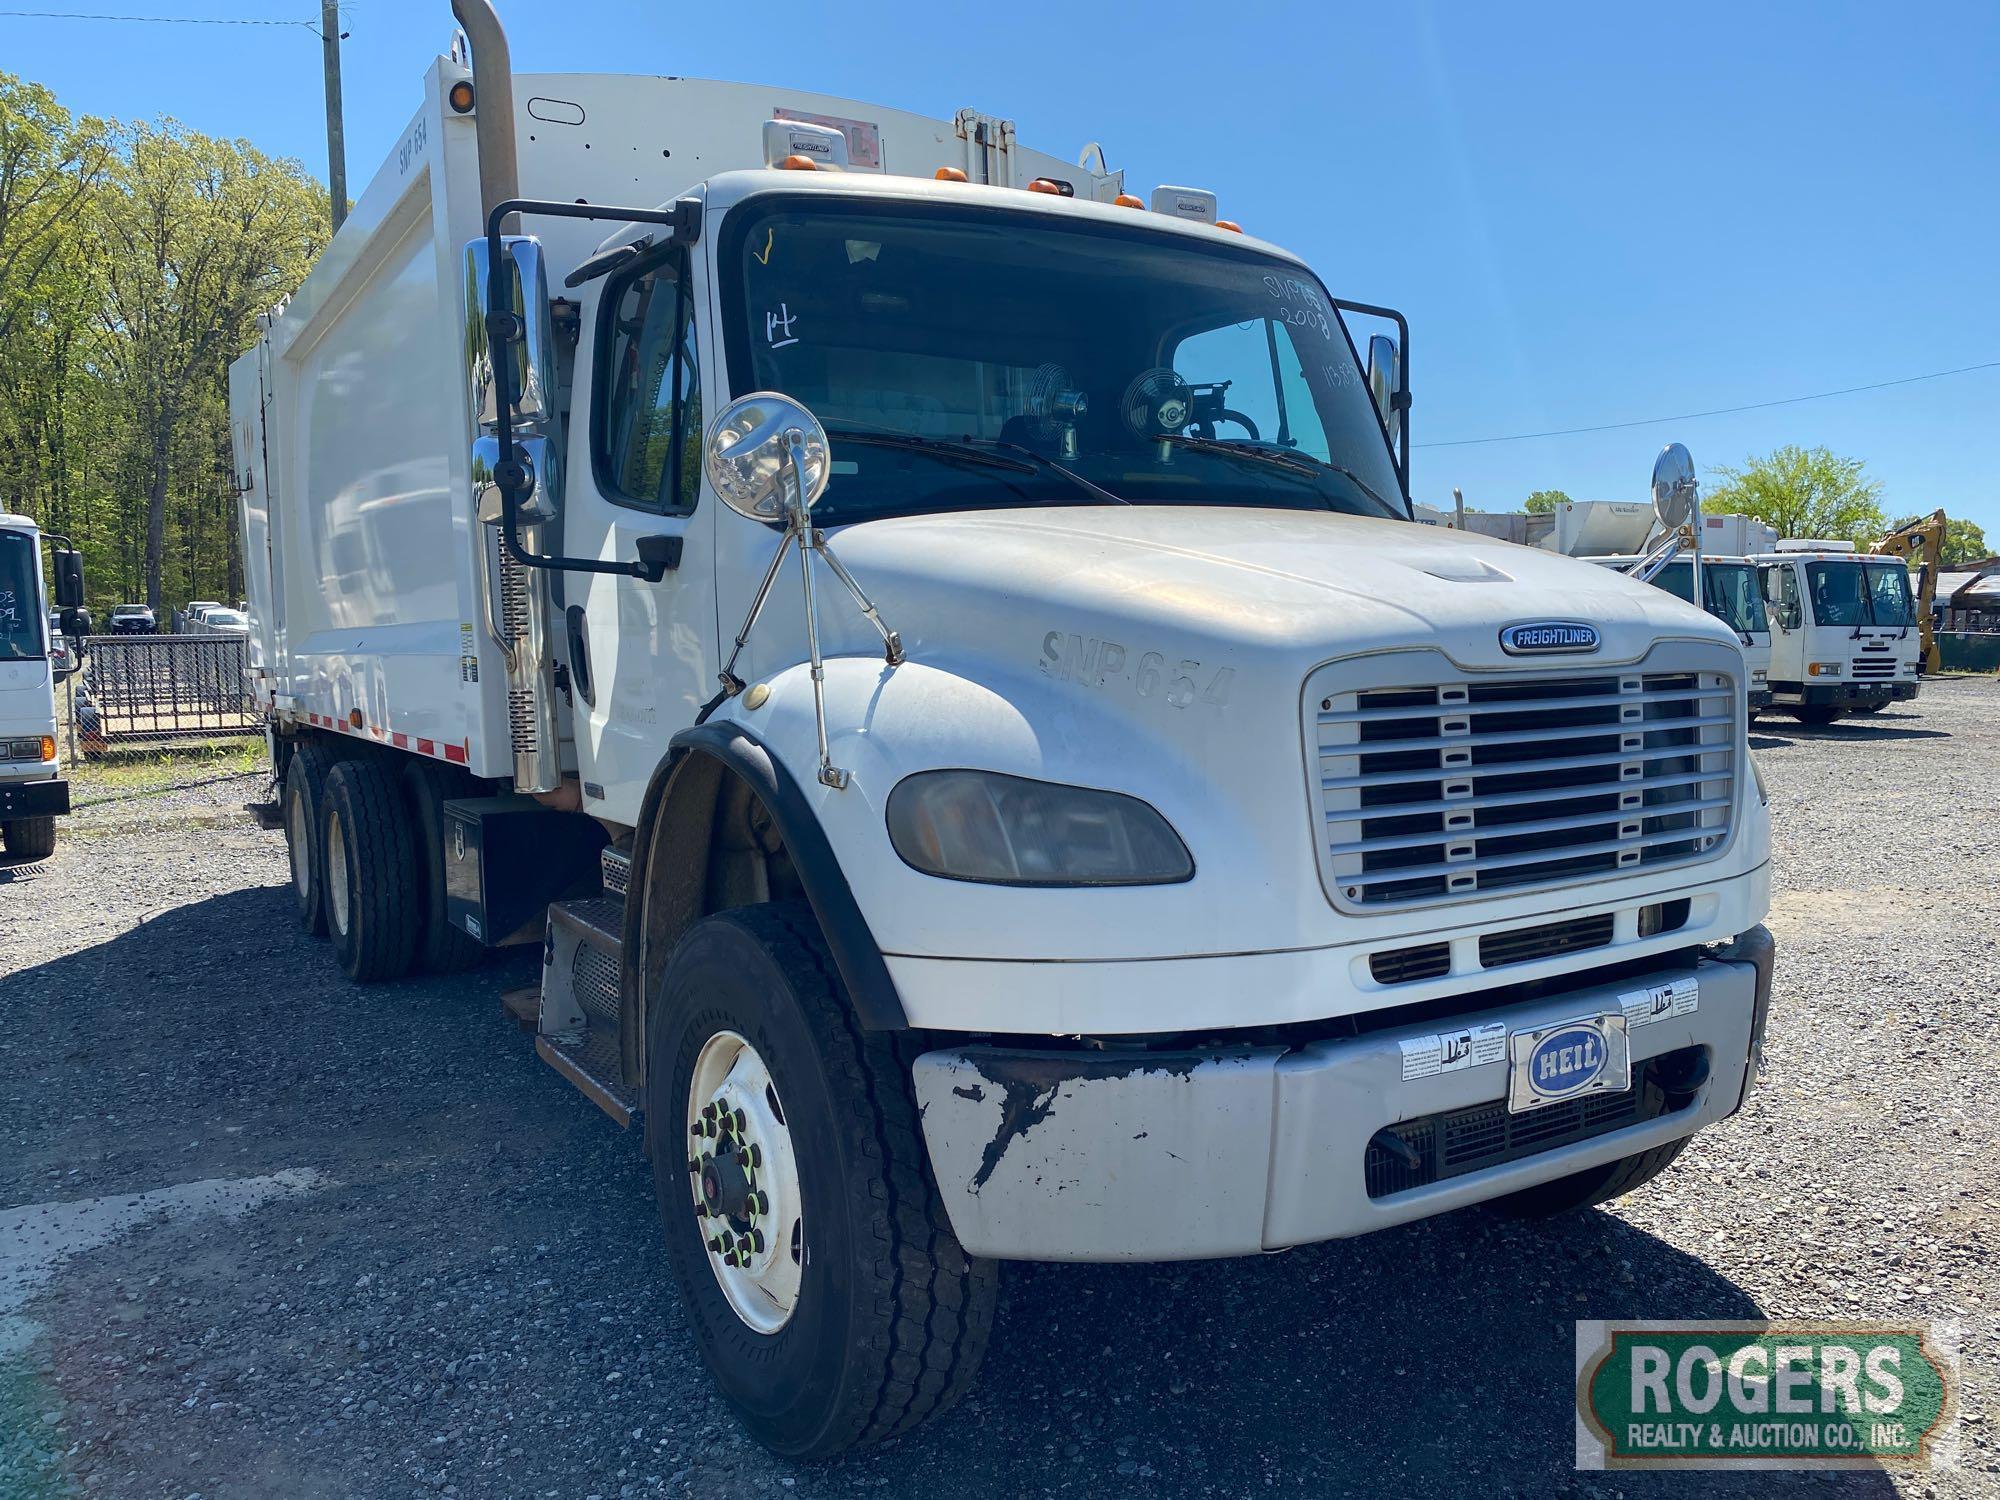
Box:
724, 200, 1405, 526
0, 533, 46, 662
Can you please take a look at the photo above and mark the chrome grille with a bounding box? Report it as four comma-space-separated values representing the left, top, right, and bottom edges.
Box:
1311, 659, 1736, 911
1850, 655, 1896, 678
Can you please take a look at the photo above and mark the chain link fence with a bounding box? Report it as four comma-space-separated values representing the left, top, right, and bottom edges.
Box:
60, 633, 261, 759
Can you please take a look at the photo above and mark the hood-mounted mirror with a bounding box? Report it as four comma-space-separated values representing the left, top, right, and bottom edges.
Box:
1651, 442, 1698, 530
705, 392, 903, 790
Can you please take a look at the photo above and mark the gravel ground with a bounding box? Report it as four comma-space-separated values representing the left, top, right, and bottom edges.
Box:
2, 682, 1994, 1499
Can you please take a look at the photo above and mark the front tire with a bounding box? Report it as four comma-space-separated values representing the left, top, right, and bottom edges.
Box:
1794, 705, 1843, 726
646, 902, 995, 1458
1, 815, 57, 860
320, 757, 420, 982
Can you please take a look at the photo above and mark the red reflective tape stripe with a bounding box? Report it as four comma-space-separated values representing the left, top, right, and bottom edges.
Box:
416, 738, 435, 757
444, 742, 468, 764
392, 732, 409, 749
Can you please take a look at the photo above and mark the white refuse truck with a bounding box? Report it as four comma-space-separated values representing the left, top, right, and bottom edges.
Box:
1754, 542, 1921, 723
0, 514, 83, 860
230, 2, 1775, 1456
1548, 501, 1773, 714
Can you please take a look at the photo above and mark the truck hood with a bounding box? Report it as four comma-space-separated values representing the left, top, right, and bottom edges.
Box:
0, 656, 55, 729
823, 505, 1734, 674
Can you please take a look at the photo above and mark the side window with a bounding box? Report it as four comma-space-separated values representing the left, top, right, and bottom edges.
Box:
596, 250, 702, 513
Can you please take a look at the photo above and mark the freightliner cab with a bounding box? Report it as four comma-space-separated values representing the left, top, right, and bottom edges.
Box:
229, 2, 1776, 1455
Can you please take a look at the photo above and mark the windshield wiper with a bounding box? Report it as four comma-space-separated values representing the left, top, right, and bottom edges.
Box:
827, 427, 1037, 475
1156, 435, 1400, 516
826, 427, 1129, 506
969, 439, 1130, 505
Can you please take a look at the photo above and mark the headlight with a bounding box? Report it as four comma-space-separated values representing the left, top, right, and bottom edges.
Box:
1806, 661, 1842, 676
886, 770, 1193, 886
1749, 754, 1769, 807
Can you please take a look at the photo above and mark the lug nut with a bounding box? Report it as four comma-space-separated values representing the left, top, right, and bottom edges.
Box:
702, 1103, 718, 1123
745, 1143, 763, 1168
732, 1108, 747, 1134
707, 1236, 722, 1253
747, 1190, 768, 1217
744, 1228, 765, 1254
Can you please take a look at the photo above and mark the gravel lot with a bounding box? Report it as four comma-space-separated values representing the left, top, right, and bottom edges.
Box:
3, 681, 1994, 1499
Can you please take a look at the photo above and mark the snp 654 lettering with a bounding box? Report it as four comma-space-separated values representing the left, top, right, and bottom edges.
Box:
1039, 631, 1234, 709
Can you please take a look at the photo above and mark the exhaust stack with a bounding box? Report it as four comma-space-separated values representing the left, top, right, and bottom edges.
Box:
450, 0, 520, 233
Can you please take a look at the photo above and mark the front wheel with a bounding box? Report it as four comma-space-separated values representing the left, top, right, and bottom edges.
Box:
1, 815, 57, 860
647, 902, 995, 1458
1794, 705, 1844, 726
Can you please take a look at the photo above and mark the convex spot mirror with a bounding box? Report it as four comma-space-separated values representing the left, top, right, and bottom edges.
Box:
705, 393, 830, 522
1652, 442, 1698, 530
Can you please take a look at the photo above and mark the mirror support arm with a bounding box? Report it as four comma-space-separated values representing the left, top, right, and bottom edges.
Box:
483, 197, 700, 583
1332, 297, 1411, 503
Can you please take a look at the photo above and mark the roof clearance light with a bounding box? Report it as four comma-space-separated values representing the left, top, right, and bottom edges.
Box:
762, 118, 848, 170
780, 155, 820, 171
1149, 184, 1218, 224
447, 79, 476, 114
1026, 177, 1063, 195
1113, 193, 1146, 209
935, 166, 969, 182
1215, 219, 1243, 233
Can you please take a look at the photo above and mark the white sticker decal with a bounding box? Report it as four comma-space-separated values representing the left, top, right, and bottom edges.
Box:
1400, 1021, 1506, 1080
1618, 976, 1699, 1029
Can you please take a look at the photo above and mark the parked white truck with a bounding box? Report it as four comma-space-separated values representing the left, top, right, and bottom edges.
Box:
230, 3, 1775, 1456
0, 513, 82, 860
1754, 542, 1921, 723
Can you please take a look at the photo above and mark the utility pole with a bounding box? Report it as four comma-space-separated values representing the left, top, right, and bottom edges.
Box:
321, 0, 347, 233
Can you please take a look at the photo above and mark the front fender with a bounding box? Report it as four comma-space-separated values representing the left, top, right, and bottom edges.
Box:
629, 717, 908, 1031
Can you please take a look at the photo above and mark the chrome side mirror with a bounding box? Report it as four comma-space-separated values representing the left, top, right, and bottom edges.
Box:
464, 236, 559, 431
706, 392, 901, 790
703, 392, 831, 522
1366, 334, 1402, 449
472, 433, 560, 524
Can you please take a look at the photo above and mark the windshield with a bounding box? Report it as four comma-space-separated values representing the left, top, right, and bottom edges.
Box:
1653, 561, 1768, 636
0, 530, 47, 662
1806, 560, 1912, 627
721, 197, 1405, 526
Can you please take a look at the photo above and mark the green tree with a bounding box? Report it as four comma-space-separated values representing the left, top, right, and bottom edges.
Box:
1890, 513, 1989, 567
91, 121, 324, 610
1703, 445, 1885, 547
1523, 488, 1571, 515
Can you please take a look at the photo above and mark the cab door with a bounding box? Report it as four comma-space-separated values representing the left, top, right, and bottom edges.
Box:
562, 243, 717, 826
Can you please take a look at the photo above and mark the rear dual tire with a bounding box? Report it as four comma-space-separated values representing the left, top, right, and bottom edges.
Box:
647, 902, 995, 1459
320, 757, 421, 982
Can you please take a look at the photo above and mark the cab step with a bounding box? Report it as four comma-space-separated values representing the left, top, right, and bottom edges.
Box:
537, 895, 640, 1128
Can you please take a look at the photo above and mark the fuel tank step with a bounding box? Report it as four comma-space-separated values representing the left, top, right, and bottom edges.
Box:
537, 895, 639, 1128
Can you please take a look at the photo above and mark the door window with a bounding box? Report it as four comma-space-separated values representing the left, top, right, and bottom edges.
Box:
596, 250, 702, 514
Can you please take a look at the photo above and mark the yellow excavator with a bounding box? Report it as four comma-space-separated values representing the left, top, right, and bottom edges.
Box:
1871, 509, 1945, 673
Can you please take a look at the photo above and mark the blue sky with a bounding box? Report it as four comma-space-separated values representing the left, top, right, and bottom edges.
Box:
9, 0, 1997, 538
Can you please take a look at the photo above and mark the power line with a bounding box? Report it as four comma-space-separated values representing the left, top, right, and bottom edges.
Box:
1419, 359, 2000, 449
0, 8, 313, 26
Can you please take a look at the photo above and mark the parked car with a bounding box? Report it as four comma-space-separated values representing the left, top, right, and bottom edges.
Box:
108, 603, 154, 635
175, 600, 221, 633
193, 607, 247, 634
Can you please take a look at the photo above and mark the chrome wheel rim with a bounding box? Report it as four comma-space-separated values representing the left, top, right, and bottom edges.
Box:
287, 785, 311, 902
324, 809, 350, 936
686, 1030, 803, 1333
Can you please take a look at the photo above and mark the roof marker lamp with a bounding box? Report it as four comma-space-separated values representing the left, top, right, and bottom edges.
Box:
887, 770, 1193, 887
